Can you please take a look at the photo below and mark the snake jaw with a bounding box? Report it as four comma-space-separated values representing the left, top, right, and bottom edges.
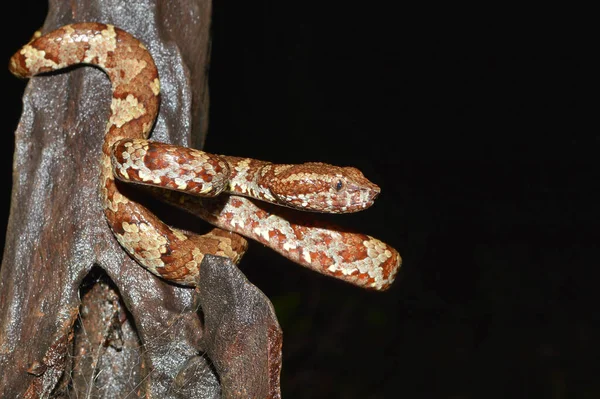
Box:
351, 180, 381, 211
267, 164, 381, 213
324, 166, 380, 213
335, 177, 380, 213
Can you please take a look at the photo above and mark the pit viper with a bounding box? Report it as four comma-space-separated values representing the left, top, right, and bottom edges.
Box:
9, 23, 401, 290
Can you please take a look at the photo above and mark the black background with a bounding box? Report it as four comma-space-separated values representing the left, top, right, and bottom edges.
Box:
1, 3, 596, 398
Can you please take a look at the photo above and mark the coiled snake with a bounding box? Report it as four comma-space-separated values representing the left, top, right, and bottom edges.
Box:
9, 23, 401, 290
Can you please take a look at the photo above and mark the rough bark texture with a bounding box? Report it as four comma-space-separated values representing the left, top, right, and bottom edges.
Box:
0, 0, 282, 397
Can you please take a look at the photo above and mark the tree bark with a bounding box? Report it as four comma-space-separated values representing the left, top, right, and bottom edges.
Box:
0, 1, 282, 397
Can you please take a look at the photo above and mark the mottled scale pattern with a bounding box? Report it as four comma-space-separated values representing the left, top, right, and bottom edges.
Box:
159, 194, 400, 290
9, 23, 401, 290
112, 138, 230, 196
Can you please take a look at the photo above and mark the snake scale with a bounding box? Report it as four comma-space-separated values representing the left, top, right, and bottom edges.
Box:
9, 23, 401, 290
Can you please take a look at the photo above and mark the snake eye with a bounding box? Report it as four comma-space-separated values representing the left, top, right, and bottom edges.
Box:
335, 179, 344, 191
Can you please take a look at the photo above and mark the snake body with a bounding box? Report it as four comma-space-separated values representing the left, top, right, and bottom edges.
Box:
9, 23, 401, 290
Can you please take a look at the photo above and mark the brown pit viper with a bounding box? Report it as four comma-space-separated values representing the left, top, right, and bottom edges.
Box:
9, 23, 401, 290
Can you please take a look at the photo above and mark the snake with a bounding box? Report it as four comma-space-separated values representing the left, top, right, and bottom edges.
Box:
9, 22, 401, 291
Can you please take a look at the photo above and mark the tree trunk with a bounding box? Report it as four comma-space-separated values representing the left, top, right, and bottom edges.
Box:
0, 1, 282, 397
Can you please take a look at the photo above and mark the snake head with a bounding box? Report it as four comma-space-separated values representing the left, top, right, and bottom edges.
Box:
265, 162, 381, 213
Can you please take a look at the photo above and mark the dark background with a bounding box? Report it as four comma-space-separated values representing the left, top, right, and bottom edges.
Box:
2, 3, 595, 399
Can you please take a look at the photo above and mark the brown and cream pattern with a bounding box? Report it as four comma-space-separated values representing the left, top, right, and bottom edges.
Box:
9, 23, 401, 290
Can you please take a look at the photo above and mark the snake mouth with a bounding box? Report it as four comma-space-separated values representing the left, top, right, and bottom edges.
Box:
336, 186, 379, 213
370, 185, 381, 200
361, 184, 381, 210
